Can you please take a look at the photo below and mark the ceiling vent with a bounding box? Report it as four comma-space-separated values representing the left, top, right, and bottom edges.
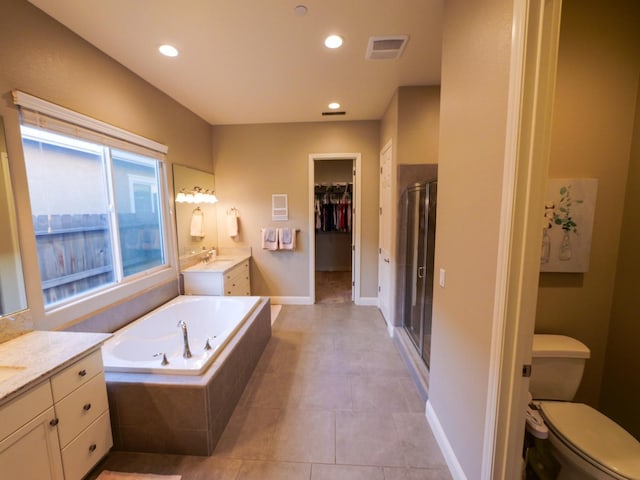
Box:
366, 35, 409, 60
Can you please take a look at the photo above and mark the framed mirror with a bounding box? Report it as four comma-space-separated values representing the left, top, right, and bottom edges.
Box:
0, 117, 27, 317
172, 164, 218, 258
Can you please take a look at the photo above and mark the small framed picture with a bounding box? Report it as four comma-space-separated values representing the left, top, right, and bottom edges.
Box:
272, 194, 288, 221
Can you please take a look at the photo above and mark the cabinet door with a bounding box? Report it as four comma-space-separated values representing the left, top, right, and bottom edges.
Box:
0, 406, 64, 480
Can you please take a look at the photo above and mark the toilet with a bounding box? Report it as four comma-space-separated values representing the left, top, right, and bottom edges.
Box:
529, 334, 640, 480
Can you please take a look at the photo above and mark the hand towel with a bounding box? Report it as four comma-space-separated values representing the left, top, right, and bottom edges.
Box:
278, 227, 296, 250
261, 228, 278, 250
227, 209, 239, 238
190, 209, 204, 237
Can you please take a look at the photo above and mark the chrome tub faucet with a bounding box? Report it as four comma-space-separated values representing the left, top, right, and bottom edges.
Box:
177, 320, 192, 358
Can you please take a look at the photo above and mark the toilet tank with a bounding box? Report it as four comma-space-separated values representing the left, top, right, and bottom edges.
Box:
530, 334, 590, 401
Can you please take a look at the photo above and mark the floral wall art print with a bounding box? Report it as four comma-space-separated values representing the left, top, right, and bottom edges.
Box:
541, 178, 598, 273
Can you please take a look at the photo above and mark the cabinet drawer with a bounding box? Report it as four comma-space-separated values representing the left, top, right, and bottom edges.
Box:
225, 277, 251, 296
0, 381, 53, 441
51, 349, 104, 402
224, 261, 249, 282
55, 373, 108, 447
61, 410, 112, 480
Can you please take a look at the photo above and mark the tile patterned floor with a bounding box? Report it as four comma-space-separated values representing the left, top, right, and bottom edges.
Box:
89, 304, 452, 480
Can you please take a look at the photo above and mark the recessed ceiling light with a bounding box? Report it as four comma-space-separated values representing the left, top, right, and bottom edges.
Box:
294, 5, 308, 16
324, 35, 343, 49
328, 102, 341, 110
158, 44, 179, 57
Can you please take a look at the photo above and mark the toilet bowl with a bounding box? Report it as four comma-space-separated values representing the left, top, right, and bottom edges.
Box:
530, 334, 640, 480
537, 401, 640, 480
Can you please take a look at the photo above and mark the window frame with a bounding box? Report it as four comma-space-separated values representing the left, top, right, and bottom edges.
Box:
13, 91, 178, 329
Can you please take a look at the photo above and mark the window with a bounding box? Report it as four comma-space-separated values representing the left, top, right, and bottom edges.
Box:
14, 91, 171, 310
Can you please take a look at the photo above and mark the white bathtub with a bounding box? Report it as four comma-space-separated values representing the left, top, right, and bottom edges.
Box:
101, 295, 262, 375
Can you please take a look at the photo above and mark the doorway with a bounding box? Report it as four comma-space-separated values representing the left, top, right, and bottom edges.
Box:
308, 153, 362, 304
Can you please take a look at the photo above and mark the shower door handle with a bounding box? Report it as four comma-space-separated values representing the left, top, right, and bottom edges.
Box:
384, 258, 390, 263
417, 266, 425, 278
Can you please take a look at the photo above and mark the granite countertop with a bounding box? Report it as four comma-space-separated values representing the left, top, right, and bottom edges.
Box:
0, 330, 111, 405
181, 254, 250, 274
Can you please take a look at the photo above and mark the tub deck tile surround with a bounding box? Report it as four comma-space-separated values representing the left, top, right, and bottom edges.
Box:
106, 296, 272, 455
87, 304, 451, 480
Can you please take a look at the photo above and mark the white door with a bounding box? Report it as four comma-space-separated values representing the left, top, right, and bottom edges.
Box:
378, 141, 393, 325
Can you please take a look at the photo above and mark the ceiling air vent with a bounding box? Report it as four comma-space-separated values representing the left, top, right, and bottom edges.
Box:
366, 35, 409, 60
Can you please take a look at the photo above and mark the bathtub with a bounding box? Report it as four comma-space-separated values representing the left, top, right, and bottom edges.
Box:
104, 294, 272, 455
102, 295, 261, 375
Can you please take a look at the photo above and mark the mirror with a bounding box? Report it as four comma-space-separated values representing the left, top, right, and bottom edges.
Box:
172, 164, 218, 258
0, 117, 27, 317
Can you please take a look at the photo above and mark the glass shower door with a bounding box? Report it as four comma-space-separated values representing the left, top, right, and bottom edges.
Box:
403, 181, 437, 368
404, 185, 427, 353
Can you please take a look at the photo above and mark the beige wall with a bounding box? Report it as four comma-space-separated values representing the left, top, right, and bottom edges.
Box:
211, 121, 380, 299
535, 0, 640, 407
600, 76, 640, 439
0, 0, 213, 330
398, 86, 440, 165
380, 86, 440, 325
429, 0, 514, 476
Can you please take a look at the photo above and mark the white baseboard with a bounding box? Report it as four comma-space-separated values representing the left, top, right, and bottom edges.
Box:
269, 296, 379, 307
426, 400, 467, 480
356, 296, 378, 306
269, 296, 314, 305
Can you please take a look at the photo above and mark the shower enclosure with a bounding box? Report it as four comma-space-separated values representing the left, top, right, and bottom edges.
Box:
402, 181, 437, 368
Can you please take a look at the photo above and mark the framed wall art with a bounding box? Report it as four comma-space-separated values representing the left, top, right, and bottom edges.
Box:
540, 178, 598, 273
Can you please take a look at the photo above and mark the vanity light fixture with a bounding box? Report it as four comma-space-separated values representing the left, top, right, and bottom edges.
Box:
324, 35, 343, 49
159, 44, 179, 57
176, 186, 218, 204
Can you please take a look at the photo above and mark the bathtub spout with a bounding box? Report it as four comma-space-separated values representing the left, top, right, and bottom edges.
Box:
178, 320, 193, 358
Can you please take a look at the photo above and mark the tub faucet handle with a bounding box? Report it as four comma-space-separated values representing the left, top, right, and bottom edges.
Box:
153, 352, 170, 366
204, 338, 212, 351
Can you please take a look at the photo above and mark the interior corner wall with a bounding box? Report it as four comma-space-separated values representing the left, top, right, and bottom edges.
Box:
534, 0, 640, 408
429, 0, 514, 476
0, 0, 213, 330
599, 73, 640, 439
211, 121, 379, 299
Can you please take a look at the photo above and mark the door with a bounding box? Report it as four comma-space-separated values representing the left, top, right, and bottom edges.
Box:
378, 141, 393, 324
309, 153, 361, 304
403, 184, 426, 352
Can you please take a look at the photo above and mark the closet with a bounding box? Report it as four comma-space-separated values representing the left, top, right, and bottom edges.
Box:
314, 160, 353, 303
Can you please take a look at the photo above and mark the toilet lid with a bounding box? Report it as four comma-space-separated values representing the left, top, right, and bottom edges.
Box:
539, 402, 640, 479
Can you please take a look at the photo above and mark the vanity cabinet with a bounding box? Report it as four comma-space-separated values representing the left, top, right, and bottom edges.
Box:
0, 382, 64, 480
0, 349, 111, 480
52, 349, 112, 480
183, 258, 251, 296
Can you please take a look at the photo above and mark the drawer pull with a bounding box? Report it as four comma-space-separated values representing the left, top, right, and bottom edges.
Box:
49, 418, 59, 427
78, 369, 87, 377
89, 443, 97, 453
83, 403, 92, 411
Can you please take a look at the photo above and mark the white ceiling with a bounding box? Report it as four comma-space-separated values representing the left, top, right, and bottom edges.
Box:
28, 0, 443, 126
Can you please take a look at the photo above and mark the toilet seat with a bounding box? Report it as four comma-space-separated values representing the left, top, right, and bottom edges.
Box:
539, 401, 640, 480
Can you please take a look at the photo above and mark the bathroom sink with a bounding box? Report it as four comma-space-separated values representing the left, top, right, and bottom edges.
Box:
0, 365, 26, 383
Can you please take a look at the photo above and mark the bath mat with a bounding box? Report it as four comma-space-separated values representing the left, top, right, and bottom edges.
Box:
96, 471, 181, 480
271, 304, 282, 325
